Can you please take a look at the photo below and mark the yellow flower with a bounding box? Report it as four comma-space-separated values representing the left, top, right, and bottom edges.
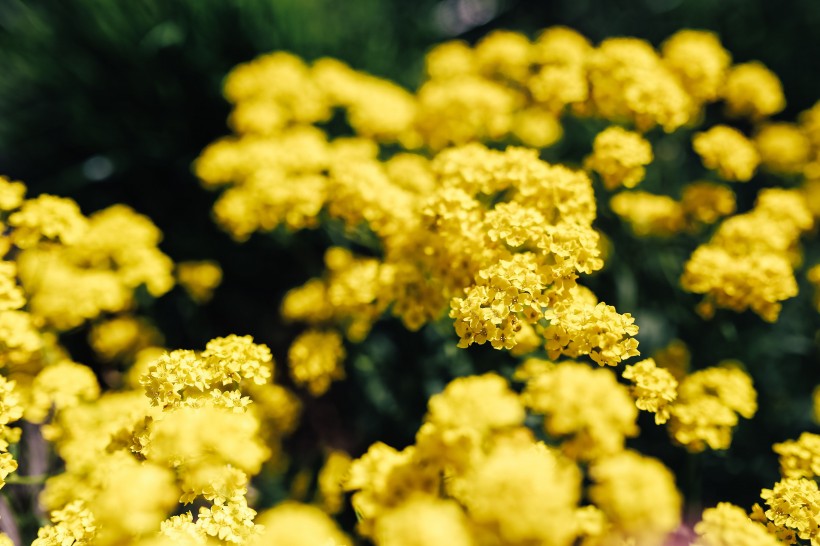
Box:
693, 125, 760, 181
586, 126, 653, 190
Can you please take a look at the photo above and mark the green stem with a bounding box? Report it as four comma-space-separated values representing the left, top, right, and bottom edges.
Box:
4, 474, 46, 485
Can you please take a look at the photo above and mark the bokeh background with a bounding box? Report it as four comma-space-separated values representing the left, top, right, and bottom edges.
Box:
3, 0, 820, 527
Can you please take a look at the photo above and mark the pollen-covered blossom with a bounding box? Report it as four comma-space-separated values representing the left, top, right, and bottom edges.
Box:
693, 502, 780, 546
723, 61, 786, 119
667, 364, 757, 452
521, 361, 638, 461
201, 334, 273, 386
693, 125, 760, 182
450, 253, 552, 351
774, 432, 820, 479
622, 358, 678, 424
287, 329, 346, 396
588, 450, 682, 545
585, 126, 653, 190
141, 336, 273, 410
195, 488, 261, 545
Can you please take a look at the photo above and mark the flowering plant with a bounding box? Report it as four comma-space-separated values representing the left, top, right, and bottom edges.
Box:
1, 22, 820, 546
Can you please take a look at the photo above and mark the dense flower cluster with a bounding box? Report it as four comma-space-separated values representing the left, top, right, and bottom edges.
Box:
344, 372, 681, 545
3, 20, 820, 546
682, 189, 813, 322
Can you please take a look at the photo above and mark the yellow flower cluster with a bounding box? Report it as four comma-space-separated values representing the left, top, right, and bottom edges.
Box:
774, 432, 820, 479
0, 179, 176, 428
693, 125, 760, 182
521, 361, 638, 460
682, 188, 813, 321
0, 376, 21, 489
585, 126, 653, 190
693, 502, 780, 546
610, 182, 736, 238
177, 260, 223, 303
755, 123, 812, 174
723, 62, 786, 119
248, 502, 351, 546
287, 329, 346, 396
344, 372, 682, 546
668, 363, 757, 452
6, 20, 820, 546
760, 478, 820, 544
32, 501, 97, 546
622, 358, 678, 424
14, 201, 174, 330
268, 143, 638, 364
610, 192, 686, 237
33, 333, 302, 546
88, 315, 161, 362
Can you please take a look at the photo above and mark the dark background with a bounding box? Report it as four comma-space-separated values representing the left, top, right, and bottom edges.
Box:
2, 0, 820, 525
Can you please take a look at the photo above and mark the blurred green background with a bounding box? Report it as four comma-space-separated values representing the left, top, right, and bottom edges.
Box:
3, 0, 820, 522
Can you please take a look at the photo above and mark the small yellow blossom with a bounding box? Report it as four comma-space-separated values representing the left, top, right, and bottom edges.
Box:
522, 361, 638, 460
588, 450, 681, 544
761, 478, 820, 544
622, 358, 678, 424
610, 191, 686, 237
177, 260, 223, 303
694, 502, 780, 546
661, 30, 731, 104
287, 329, 346, 396
586, 126, 653, 190
754, 123, 811, 174
693, 125, 760, 181
9, 194, 88, 248
374, 496, 474, 546
774, 432, 820, 479
680, 182, 736, 225
32, 501, 97, 546
0, 176, 25, 211
723, 61, 785, 119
